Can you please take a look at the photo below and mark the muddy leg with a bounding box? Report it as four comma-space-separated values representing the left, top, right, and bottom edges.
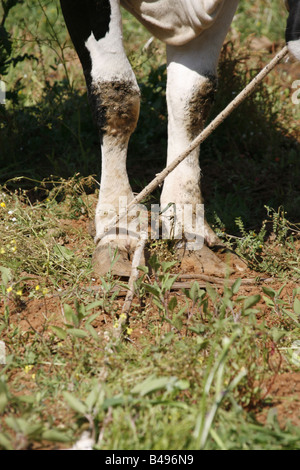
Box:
61, 0, 145, 276
160, 1, 245, 276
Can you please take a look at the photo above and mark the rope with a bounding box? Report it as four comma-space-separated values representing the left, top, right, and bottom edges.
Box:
95, 46, 289, 245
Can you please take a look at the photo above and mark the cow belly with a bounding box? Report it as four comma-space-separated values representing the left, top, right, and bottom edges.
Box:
121, 0, 225, 45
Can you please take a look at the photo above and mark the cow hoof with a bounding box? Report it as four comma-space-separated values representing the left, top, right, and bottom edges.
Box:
92, 243, 146, 278
177, 244, 247, 277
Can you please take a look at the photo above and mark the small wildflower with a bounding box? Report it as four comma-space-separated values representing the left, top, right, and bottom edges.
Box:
11, 246, 17, 253
119, 313, 127, 321
6, 286, 12, 293
126, 328, 133, 336
0, 202, 6, 208
16, 289, 22, 296
113, 321, 119, 329
24, 365, 33, 374
31, 373, 36, 380
35, 285, 40, 291
0, 248, 5, 254
42, 288, 49, 295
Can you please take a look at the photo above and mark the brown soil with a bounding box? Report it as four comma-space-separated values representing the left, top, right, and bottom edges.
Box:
257, 373, 300, 428
3, 211, 300, 432
2, 44, 300, 445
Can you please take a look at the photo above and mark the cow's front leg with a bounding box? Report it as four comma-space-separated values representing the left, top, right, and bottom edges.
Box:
84, 3, 144, 276
161, 5, 245, 275
91, 79, 144, 277
161, 46, 226, 276
60, 0, 145, 276
161, 50, 219, 249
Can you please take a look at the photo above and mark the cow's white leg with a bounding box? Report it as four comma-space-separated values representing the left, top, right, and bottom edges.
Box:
161, 0, 238, 243
160, 0, 245, 274
161, 54, 218, 247
61, 0, 143, 276
85, 1, 145, 276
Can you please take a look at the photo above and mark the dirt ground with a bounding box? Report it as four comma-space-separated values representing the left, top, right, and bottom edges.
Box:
2, 41, 300, 443
4, 210, 299, 432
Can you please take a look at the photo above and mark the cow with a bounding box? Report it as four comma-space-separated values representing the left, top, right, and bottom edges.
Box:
60, 0, 300, 277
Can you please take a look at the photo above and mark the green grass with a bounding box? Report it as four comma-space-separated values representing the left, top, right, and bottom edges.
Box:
1, 180, 300, 450
233, 0, 288, 41
1, 270, 300, 450
1, 0, 299, 231
0, 0, 300, 451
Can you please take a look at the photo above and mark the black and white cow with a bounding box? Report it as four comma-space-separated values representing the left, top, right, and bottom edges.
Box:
60, 0, 300, 277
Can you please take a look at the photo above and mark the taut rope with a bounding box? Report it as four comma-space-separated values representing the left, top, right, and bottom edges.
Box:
95, 46, 289, 244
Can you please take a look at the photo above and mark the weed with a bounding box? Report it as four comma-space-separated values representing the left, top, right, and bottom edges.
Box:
0, 0, 300, 451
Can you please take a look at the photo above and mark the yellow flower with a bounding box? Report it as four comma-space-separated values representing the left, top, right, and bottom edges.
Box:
11, 246, 17, 253
16, 289, 22, 296
35, 285, 40, 291
0, 202, 6, 208
6, 286, 12, 293
42, 288, 48, 295
0, 248, 5, 254
119, 313, 127, 321
113, 321, 119, 329
126, 328, 133, 336
31, 373, 36, 380
24, 365, 33, 374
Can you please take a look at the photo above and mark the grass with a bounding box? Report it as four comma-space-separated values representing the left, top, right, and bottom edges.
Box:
1, 179, 300, 450
0, 0, 300, 451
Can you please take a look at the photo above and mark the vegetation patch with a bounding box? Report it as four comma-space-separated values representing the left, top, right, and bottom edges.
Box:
0, 0, 300, 450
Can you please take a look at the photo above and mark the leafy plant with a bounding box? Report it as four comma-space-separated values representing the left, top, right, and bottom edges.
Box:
0, 0, 299, 451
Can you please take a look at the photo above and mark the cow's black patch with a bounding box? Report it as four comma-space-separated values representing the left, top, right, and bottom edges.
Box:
186, 75, 217, 139
90, 80, 140, 136
60, 0, 111, 83
286, 0, 300, 42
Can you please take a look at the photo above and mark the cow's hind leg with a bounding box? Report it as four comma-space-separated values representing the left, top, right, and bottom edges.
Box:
161, 0, 245, 276
61, 0, 144, 276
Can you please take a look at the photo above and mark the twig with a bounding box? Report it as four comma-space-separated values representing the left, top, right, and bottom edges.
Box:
78, 276, 279, 298
122, 232, 148, 316
113, 232, 148, 339
177, 274, 277, 286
